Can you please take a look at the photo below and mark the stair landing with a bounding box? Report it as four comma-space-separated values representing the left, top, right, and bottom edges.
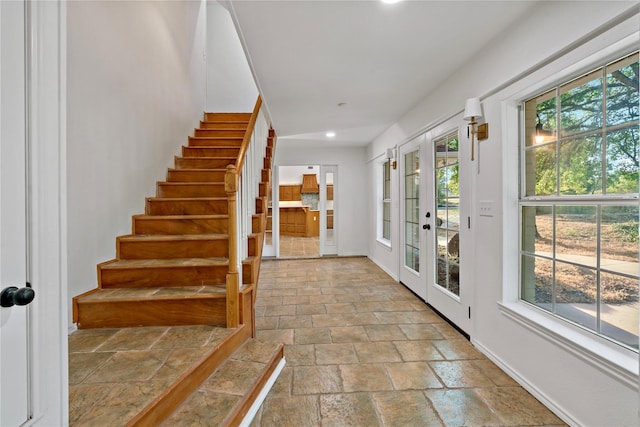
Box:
69, 324, 283, 426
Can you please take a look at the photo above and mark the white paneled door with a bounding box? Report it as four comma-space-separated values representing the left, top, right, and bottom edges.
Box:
0, 1, 31, 424
399, 135, 427, 300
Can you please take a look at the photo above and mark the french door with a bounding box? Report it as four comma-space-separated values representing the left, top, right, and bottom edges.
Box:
399, 126, 472, 335
424, 128, 472, 335
399, 135, 427, 299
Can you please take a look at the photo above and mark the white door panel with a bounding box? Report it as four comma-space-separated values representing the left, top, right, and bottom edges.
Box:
0, 0, 31, 424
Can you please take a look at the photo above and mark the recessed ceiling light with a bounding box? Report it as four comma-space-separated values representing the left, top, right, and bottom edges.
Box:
381, 0, 403, 4
326, 131, 336, 138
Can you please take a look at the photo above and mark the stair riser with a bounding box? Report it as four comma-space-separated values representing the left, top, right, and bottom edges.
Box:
99, 264, 227, 288
75, 297, 227, 329
182, 146, 240, 158
175, 157, 235, 169
196, 122, 248, 130
204, 112, 252, 121
146, 199, 228, 215
166, 169, 226, 182
189, 135, 243, 145
133, 216, 228, 235
117, 238, 229, 259
157, 184, 226, 198
195, 126, 245, 137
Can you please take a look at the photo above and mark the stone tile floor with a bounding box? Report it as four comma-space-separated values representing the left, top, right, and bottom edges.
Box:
250, 257, 567, 426
68, 324, 235, 426
279, 235, 320, 258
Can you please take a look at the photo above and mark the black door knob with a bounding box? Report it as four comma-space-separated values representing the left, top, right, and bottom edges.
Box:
426, 212, 431, 218
422, 224, 431, 230
1, 284, 35, 307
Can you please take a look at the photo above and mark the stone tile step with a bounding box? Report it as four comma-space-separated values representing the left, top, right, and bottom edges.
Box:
162, 339, 285, 426
68, 324, 247, 426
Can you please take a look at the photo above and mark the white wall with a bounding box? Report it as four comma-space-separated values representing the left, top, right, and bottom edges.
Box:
66, 0, 207, 327
279, 165, 319, 185
276, 142, 367, 257
206, 0, 258, 112
366, 2, 639, 426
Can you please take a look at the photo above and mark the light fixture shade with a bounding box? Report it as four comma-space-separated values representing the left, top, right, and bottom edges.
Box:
463, 97, 483, 121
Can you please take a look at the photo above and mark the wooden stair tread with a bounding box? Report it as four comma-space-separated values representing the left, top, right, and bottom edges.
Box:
101, 257, 229, 269
119, 234, 228, 242
77, 285, 227, 302
146, 197, 227, 201
133, 214, 228, 220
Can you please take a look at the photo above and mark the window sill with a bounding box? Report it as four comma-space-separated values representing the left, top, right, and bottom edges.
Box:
376, 238, 392, 251
498, 301, 638, 389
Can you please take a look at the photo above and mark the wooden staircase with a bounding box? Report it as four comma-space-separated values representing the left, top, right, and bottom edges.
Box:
70, 100, 280, 426
73, 109, 273, 330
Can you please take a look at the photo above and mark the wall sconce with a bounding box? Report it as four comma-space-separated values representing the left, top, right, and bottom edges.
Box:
386, 147, 397, 170
463, 97, 488, 161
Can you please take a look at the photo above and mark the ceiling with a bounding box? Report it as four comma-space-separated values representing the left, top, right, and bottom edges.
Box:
228, 0, 538, 146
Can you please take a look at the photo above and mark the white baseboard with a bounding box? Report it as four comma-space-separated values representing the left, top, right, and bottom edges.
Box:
472, 339, 580, 427
239, 357, 286, 427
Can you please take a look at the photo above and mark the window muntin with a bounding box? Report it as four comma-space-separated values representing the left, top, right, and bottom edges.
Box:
404, 150, 420, 272
382, 160, 391, 241
520, 51, 639, 351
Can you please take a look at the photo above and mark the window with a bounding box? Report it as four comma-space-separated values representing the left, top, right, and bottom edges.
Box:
520, 52, 639, 351
382, 160, 391, 241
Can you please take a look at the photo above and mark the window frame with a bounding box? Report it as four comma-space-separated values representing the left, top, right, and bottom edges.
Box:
517, 51, 639, 353
380, 159, 392, 244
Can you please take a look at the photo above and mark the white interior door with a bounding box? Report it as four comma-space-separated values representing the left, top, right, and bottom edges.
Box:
425, 128, 472, 335
0, 1, 31, 424
319, 165, 337, 256
398, 135, 427, 300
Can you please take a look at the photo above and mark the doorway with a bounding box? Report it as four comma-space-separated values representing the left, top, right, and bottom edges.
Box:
278, 165, 321, 258
398, 125, 473, 336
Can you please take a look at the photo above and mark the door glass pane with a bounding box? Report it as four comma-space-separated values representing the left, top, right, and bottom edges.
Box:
435, 132, 460, 296
404, 150, 420, 272
325, 172, 334, 246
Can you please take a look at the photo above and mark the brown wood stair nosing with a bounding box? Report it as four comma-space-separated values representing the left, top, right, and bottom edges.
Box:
126, 323, 253, 427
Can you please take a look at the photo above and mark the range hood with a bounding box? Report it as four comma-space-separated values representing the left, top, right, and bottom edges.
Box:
301, 174, 319, 193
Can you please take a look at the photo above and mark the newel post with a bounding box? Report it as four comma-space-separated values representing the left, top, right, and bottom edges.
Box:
225, 164, 240, 328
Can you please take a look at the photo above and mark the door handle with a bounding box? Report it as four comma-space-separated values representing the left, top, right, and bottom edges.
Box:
1, 283, 35, 307
422, 224, 431, 230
